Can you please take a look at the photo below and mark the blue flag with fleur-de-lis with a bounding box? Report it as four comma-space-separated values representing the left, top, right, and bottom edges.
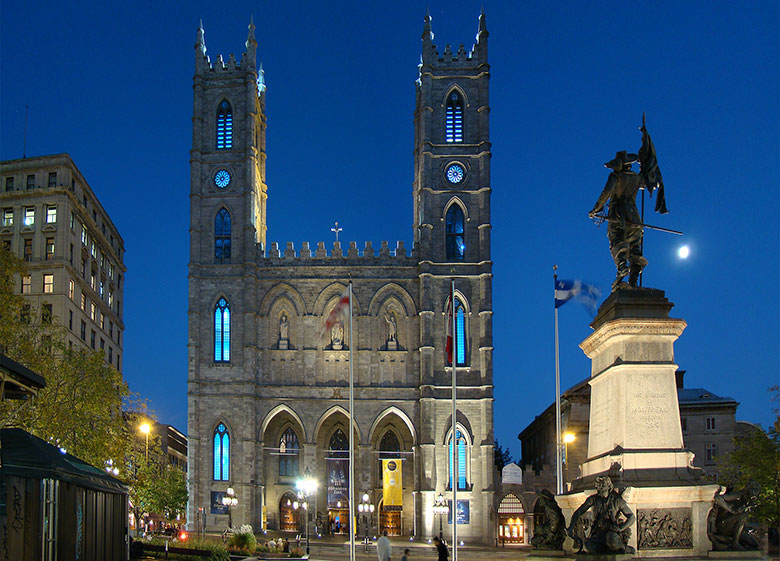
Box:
554, 279, 601, 316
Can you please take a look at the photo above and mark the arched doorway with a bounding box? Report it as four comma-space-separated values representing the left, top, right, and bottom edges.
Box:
279, 491, 299, 532
498, 494, 525, 544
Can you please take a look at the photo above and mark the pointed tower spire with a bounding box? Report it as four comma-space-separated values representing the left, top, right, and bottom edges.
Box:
475, 10, 488, 62
257, 62, 266, 93
421, 11, 435, 64
195, 20, 207, 72
477, 9, 488, 39
246, 15, 257, 67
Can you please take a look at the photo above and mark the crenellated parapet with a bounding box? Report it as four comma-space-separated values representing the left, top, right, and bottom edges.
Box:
194, 18, 259, 76
257, 240, 416, 262
420, 11, 488, 70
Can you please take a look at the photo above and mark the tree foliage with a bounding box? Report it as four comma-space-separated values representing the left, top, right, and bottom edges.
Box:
0, 245, 131, 468
494, 439, 515, 471
718, 386, 780, 528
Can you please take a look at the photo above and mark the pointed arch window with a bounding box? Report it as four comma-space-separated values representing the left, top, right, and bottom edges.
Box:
329, 429, 348, 458
448, 428, 469, 490
214, 298, 230, 362
279, 428, 300, 477
445, 91, 464, 143
379, 430, 401, 459
455, 298, 466, 365
216, 100, 233, 149
213, 423, 230, 480
446, 205, 465, 261
215, 209, 231, 263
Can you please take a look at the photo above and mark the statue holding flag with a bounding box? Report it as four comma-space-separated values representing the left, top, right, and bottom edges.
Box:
589, 115, 668, 292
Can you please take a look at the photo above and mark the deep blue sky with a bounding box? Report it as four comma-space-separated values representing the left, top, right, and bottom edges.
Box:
2, 1, 778, 462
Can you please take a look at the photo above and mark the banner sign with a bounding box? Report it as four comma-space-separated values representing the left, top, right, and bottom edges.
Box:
447, 499, 470, 525
382, 459, 402, 510
211, 491, 228, 515
327, 458, 349, 508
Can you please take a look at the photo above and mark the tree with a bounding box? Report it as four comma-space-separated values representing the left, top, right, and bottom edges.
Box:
149, 464, 188, 521
494, 439, 515, 471
0, 245, 131, 468
718, 386, 780, 531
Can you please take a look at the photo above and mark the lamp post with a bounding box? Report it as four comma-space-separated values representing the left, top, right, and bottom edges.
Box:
432, 493, 448, 540
358, 493, 375, 551
563, 432, 576, 489
139, 422, 151, 461
296, 473, 317, 555
221, 487, 238, 530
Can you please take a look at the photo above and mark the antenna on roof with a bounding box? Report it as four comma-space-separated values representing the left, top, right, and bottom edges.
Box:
23, 105, 29, 159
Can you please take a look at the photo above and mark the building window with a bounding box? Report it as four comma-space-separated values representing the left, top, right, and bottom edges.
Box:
109, 321, 113, 338
70, 212, 75, 229
20, 304, 30, 324
21, 275, 31, 294
108, 346, 113, 363
445, 91, 464, 143
213, 423, 230, 480
2, 208, 12, 227
68, 279, 74, 299
116, 354, 120, 370
90, 272, 95, 290
448, 428, 469, 490
215, 209, 231, 263
706, 417, 716, 431
81, 259, 86, 278
279, 428, 299, 477
214, 297, 231, 362
216, 100, 233, 149
81, 293, 86, 311
445, 204, 465, 261
90, 301, 96, 321
99, 280, 104, 298
23, 238, 32, 261
706, 443, 718, 462
5, 178, 13, 192
100, 338, 105, 351
80, 320, 86, 340
43, 274, 54, 293
90, 330, 96, 349
42, 304, 53, 324
68, 310, 73, 330
108, 289, 113, 307
48, 172, 57, 188
26, 175, 35, 190
446, 297, 467, 366
46, 205, 57, 223
81, 226, 87, 245
46, 238, 55, 260
90, 241, 96, 258
109, 263, 114, 279
23, 207, 35, 226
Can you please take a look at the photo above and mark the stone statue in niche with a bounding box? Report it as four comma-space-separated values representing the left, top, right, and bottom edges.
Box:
331, 320, 344, 350
278, 313, 289, 350
707, 481, 761, 551
567, 476, 636, 554
384, 311, 398, 350
530, 489, 566, 550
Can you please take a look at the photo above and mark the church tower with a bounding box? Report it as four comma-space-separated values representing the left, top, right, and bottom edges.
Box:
414, 12, 495, 541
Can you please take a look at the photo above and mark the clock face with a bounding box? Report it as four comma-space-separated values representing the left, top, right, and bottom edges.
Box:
446, 164, 465, 184
214, 169, 231, 189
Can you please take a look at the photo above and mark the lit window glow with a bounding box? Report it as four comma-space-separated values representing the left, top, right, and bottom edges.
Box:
213, 423, 230, 480
216, 100, 233, 149
214, 298, 230, 362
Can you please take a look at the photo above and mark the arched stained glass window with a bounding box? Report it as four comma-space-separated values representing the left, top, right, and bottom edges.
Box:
379, 430, 400, 459
329, 429, 348, 458
214, 298, 230, 362
215, 209, 231, 263
216, 100, 233, 149
448, 428, 468, 490
446, 205, 465, 261
214, 423, 230, 480
455, 299, 466, 365
279, 428, 299, 477
445, 91, 464, 143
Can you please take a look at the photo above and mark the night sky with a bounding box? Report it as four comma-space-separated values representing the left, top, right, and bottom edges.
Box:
1, 1, 778, 462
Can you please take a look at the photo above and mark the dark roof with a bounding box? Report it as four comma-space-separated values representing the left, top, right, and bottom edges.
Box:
678, 388, 737, 406
0, 428, 127, 494
0, 353, 46, 399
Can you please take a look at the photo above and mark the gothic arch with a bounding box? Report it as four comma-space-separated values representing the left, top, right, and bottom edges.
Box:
441, 197, 469, 221
369, 406, 417, 446
313, 405, 362, 444
441, 413, 473, 444
259, 283, 306, 316
367, 283, 416, 317
261, 403, 307, 442
442, 289, 471, 313
442, 85, 469, 109
313, 283, 362, 317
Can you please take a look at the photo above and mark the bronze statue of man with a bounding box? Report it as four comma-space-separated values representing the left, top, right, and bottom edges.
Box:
567, 476, 636, 554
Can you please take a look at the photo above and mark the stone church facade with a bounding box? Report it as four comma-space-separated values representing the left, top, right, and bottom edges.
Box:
187, 14, 495, 543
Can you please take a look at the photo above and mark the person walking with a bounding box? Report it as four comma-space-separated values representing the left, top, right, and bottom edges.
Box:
433, 536, 449, 561
400, 547, 410, 561
377, 529, 392, 561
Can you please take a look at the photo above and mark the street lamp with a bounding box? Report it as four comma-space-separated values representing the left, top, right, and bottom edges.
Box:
432, 493, 448, 540
563, 432, 576, 487
139, 422, 151, 461
296, 474, 317, 555
221, 486, 238, 529
358, 493, 375, 551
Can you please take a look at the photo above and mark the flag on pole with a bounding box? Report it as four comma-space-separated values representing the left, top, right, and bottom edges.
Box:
554, 279, 601, 316
445, 296, 454, 365
320, 286, 350, 340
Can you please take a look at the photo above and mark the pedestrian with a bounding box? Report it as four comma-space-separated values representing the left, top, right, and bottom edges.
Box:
433, 536, 449, 561
400, 547, 410, 561
377, 529, 392, 561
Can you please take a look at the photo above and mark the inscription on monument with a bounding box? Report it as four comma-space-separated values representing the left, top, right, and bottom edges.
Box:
638, 508, 692, 549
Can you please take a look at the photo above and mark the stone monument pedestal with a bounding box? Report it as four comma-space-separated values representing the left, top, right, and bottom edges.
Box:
559, 288, 719, 558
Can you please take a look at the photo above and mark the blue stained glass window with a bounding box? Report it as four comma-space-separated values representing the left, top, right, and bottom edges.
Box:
456, 302, 466, 365
449, 429, 468, 490
216, 100, 233, 149
445, 91, 464, 143
214, 423, 230, 480
215, 209, 231, 263
215, 298, 230, 362
446, 205, 465, 261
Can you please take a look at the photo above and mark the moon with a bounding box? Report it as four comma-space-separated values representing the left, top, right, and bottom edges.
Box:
678, 245, 690, 259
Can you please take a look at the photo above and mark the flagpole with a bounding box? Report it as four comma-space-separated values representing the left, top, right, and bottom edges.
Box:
553, 266, 563, 495
348, 281, 355, 561
451, 279, 457, 561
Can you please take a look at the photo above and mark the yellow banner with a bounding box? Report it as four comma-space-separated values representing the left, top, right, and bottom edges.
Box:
382, 459, 402, 508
